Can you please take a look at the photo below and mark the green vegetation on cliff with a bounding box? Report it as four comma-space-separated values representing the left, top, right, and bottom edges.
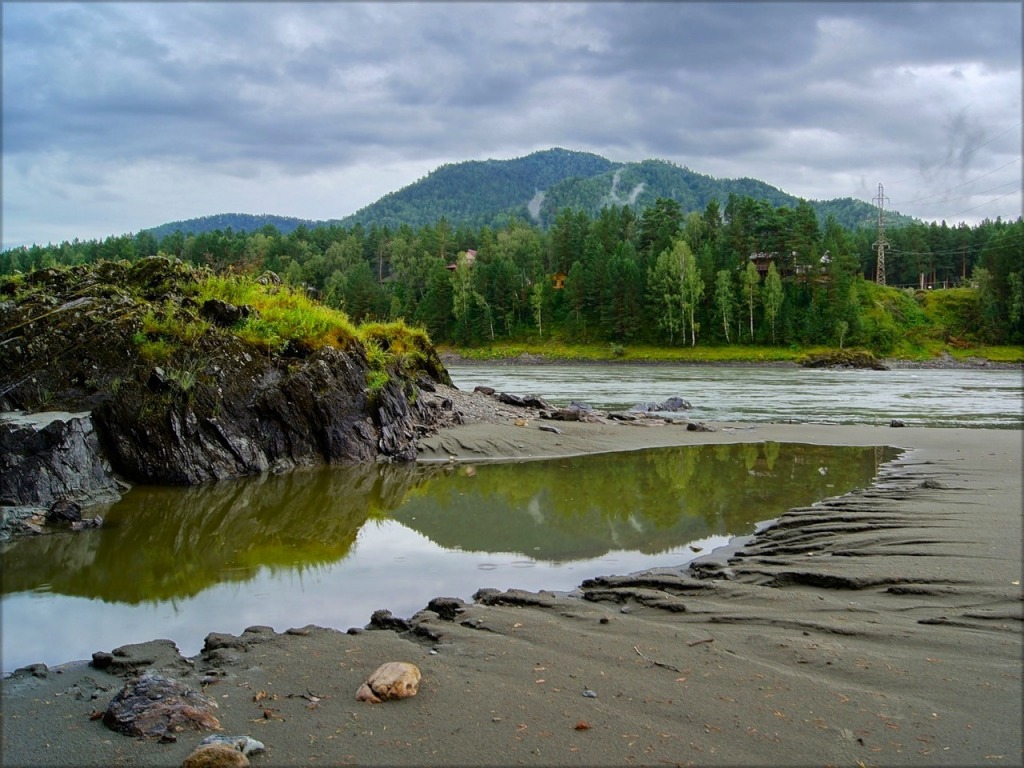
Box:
0, 258, 449, 411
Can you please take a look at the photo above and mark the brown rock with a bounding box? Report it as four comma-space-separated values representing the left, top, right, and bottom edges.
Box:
181, 743, 249, 768
355, 661, 421, 703
102, 674, 221, 738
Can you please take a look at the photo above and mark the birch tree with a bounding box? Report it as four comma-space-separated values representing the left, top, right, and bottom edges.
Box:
680, 241, 704, 346
763, 261, 783, 344
714, 269, 735, 343
741, 260, 761, 341
648, 247, 684, 344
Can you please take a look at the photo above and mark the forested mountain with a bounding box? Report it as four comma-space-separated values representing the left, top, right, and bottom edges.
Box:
138, 149, 913, 239
144, 213, 333, 241
338, 148, 618, 231
339, 151, 913, 232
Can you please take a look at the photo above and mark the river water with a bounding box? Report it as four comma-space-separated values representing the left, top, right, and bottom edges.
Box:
447, 362, 1023, 429
2, 364, 1020, 675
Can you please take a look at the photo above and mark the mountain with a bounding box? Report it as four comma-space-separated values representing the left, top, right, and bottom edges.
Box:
338, 148, 617, 230
142, 149, 914, 238
336, 149, 914, 231
143, 212, 336, 242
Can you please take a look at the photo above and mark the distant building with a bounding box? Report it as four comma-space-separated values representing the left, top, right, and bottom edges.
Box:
445, 249, 477, 271
748, 250, 830, 279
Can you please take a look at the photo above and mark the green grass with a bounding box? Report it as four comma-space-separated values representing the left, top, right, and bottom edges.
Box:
439, 340, 1020, 365
139, 302, 210, 344
439, 341, 815, 364
357, 320, 437, 393
947, 345, 1024, 363
197, 274, 358, 353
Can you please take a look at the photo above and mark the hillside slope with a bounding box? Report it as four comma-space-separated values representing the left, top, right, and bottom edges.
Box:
141, 149, 914, 238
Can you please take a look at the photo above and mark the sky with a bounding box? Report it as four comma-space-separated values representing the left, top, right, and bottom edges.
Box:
2, 1, 1021, 250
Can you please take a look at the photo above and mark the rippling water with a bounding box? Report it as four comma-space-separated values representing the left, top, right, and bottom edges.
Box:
447, 363, 1023, 429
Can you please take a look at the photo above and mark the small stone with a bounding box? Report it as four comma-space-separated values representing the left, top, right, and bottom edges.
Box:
46, 498, 82, 524
199, 735, 266, 756
181, 743, 249, 768
686, 421, 716, 432
582, 689, 598, 698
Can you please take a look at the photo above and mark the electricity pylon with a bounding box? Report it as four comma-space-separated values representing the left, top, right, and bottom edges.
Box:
872, 183, 889, 285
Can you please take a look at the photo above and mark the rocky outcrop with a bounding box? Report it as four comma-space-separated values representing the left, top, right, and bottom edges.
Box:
0, 258, 456, 495
0, 410, 123, 507
800, 350, 889, 370
0, 410, 123, 540
92, 344, 425, 484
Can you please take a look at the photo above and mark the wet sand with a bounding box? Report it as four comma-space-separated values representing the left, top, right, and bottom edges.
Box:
2, 421, 1021, 766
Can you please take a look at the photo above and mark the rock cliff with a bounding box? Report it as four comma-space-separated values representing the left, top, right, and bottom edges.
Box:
0, 258, 456, 502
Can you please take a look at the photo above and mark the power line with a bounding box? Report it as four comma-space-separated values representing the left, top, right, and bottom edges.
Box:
906, 179, 1020, 207
945, 187, 1023, 222
895, 158, 1021, 206
888, 120, 1023, 188
890, 233, 1024, 259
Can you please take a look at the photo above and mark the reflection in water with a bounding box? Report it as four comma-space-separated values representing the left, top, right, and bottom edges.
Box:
2, 461, 430, 603
393, 443, 895, 561
1, 443, 895, 673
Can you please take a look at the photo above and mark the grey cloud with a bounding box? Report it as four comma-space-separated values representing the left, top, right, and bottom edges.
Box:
1, 2, 1019, 247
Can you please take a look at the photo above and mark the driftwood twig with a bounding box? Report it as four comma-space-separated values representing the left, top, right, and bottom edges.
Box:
633, 645, 681, 673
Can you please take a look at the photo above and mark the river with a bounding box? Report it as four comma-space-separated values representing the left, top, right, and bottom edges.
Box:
446, 362, 1023, 429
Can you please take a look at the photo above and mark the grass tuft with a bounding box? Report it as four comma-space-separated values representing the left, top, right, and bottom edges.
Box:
198, 274, 357, 353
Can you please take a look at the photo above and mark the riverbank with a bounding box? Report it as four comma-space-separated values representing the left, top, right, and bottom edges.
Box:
2, 416, 1020, 766
438, 346, 1024, 369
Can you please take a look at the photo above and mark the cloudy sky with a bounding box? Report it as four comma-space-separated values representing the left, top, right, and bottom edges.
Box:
2, 2, 1021, 249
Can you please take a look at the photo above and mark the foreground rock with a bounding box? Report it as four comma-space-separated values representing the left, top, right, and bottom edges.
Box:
0, 259, 457, 498
354, 661, 422, 703
181, 744, 250, 768
102, 673, 221, 739
0, 411, 123, 540
181, 736, 266, 768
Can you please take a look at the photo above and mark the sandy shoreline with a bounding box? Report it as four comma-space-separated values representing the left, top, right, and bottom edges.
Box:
2, 421, 1021, 766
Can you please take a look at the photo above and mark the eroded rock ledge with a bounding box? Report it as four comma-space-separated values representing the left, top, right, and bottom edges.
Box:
0, 259, 461, 537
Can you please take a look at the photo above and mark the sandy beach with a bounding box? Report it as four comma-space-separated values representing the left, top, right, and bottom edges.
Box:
2, 419, 1021, 767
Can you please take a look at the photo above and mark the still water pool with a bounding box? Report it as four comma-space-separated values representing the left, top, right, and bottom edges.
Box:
3, 441, 894, 674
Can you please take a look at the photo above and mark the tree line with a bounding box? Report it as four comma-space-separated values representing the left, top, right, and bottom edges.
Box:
3, 194, 1021, 352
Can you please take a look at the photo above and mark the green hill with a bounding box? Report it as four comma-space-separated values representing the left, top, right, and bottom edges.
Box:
141, 149, 914, 239
338, 147, 617, 231
143, 212, 336, 241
